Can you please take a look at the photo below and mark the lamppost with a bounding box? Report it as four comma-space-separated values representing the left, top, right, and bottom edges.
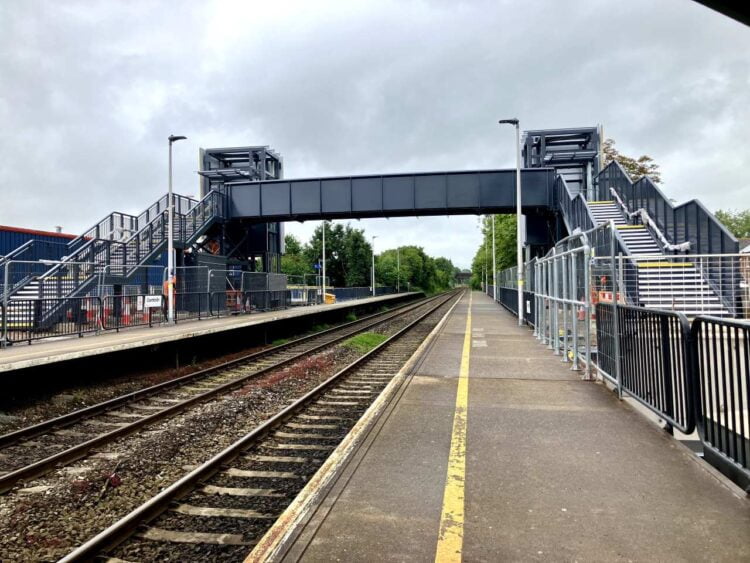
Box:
492, 214, 497, 302
396, 246, 400, 293
167, 134, 187, 324
322, 220, 327, 303
371, 235, 378, 297
484, 222, 488, 292
499, 118, 523, 326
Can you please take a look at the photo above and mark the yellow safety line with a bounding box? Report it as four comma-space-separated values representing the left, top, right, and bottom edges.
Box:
435, 291, 471, 563
587, 200, 614, 205
637, 262, 694, 268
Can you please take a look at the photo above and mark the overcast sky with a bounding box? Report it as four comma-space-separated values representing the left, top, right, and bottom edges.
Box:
1, 0, 748, 268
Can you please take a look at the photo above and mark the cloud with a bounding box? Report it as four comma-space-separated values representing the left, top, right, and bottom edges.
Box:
0, 0, 748, 268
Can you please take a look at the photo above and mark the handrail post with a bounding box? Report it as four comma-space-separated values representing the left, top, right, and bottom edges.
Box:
583, 243, 592, 380
570, 250, 580, 371
659, 314, 674, 435
611, 223, 623, 399
561, 249, 569, 362
552, 248, 560, 356
1, 261, 8, 348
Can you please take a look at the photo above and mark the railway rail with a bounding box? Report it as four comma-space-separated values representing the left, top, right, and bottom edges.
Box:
59, 290, 461, 562
0, 293, 446, 494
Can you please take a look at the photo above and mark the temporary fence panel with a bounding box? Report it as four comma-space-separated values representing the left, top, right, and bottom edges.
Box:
102, 294, 165, 331
613, 253, 747, 319
532, 234, 592, 376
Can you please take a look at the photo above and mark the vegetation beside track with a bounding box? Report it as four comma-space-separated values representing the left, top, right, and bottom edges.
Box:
342, 332, 388, 354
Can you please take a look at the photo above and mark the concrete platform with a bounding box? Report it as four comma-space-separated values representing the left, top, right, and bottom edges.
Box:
0, 293, 416, 374
271, 291, 750, 562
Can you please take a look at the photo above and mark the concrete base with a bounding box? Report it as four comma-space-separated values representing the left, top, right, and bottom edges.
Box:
276, 291, 750, 562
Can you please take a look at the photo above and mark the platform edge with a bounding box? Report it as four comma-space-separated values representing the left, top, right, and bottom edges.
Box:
244, 291, 464, 563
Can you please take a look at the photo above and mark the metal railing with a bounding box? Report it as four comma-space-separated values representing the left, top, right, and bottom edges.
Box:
3, 296, 102, 344
554, 175, 597, 234
596, 303, 695, 433
532, 233, 592, 377
210, 290, 291, 316
692, 316, 749, 489
70, 193, 199, 251
598, 161, 738, 255
37, 190, 225, 302
332, 286, 396, 302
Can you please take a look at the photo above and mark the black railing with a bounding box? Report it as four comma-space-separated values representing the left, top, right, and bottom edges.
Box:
691, 316, 749, 490
331, 286, 397, 302
495, 286, 535, 325
4, 297, 102, 344
598, 162, 738, 255
554, 175, 597, 233
596, 303, 694, 433
210, 290, 291, 316
173, 292, 211, 322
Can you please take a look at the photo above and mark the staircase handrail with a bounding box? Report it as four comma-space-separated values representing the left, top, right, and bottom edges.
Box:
597, 161, 738, 255
608, 186, 691, 253
69, 211, 140, 251
554, 175, 598, 234
40, 189, 224, 287
0, 239, 71, 268
68, 194, 200, 251
609, 186, 632, 216
631, 208, 691, 252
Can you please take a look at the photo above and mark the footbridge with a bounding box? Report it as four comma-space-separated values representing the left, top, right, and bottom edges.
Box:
0, 125, 741, 343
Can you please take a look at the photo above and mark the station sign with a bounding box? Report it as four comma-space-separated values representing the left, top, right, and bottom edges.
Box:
144, 295, 163, 308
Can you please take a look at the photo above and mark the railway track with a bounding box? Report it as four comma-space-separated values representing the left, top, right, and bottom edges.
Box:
59, 289, 461, 562
0, 293, 446, 494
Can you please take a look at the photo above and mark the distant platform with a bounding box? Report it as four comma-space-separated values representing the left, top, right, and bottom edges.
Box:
0, 293, 417, 375
256, 291, 750, 562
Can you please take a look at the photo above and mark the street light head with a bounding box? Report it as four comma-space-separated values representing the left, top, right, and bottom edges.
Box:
498, 119, 519, 126
169, 135, 187, 143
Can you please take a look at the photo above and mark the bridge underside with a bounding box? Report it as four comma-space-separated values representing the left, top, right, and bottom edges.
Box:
224, 167, 561, 251
227, 168, 556, 221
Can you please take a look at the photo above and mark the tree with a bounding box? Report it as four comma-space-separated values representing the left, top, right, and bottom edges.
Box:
469, 214, 517, 289
304, 223, 373, 287
715, 209, 750, 238
602, 138, 662, 184
281, 234, 310, 279
376, 246, 454, 293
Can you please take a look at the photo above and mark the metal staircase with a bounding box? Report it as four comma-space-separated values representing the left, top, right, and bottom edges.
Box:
2, 189, 225, 329
587, 201, 730, 316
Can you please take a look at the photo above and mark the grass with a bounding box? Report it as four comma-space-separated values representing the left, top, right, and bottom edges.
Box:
271, 338, 290, 346
311, 323, 331, 333
342, 332, 388, 354
345, 312, 357, 322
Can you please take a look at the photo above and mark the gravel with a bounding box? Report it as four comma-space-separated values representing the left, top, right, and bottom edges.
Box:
0, 345, 364, 561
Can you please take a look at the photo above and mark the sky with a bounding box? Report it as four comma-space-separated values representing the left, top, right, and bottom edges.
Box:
0, 0, 748, 269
